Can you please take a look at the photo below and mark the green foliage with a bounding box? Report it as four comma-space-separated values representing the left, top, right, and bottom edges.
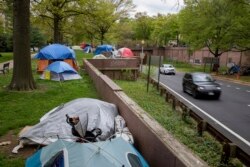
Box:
134, 12, 153, 41
0, 33, 13, 52
70, 0, 135, 45
179, 0, 250, 56
151, 14, 180, 46
31, 0, 84, 43
30, 26, 46, 50
0, 52, 13, 63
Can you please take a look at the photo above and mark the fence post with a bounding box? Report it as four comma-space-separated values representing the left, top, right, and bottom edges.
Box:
221, 143, 236, 165
197, 120, 207, 136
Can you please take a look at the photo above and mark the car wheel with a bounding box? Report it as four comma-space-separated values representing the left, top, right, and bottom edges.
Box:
214, 95, 220, 100
183, 85, 186, 93
192, 89, 198, 99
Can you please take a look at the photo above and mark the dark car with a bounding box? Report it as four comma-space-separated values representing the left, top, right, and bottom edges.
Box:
182, 72, 221, 99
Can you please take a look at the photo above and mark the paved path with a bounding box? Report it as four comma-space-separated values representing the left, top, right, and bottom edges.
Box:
0, 54, 36, 72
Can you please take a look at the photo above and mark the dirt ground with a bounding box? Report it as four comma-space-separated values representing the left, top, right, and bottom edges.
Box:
0, 131, 38, 159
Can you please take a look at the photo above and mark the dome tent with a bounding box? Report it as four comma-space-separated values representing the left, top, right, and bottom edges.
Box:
40, 61, 81, 81
34, 44, 76, 60
94, 44, 113, 55
118, 47, 134, 58
34, 44, 78, 73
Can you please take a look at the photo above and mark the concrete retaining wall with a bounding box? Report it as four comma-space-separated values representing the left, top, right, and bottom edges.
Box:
83, 59, 208, 167
87, 58, 140, 80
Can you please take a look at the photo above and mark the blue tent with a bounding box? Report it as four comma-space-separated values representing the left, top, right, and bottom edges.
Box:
26, 137, 149, 167
94, 44, 113, 55
46, 61, 77, 74
34, 44, 76, 60
40, 61, 81, 81
83, 45, 92, 53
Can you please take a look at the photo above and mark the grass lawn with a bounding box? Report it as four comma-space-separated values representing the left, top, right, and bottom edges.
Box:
0, 50, 99, 166
0, 53, 13, 63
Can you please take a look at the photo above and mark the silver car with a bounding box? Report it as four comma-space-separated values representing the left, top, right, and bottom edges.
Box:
160, 64, 176, 75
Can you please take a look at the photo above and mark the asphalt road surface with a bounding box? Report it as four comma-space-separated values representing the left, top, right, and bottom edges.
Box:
157, 72, 250, 145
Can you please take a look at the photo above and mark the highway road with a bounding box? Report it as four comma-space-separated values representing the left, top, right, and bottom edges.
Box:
157, 72, 250, 144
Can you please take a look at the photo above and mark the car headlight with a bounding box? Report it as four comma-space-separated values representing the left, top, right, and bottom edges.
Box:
216, 87, 221, 90
197, 86, 205, 90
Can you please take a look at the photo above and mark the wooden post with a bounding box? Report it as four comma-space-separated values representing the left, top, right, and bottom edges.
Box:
197, 120, 207, 136
220, 143, 236, 165
165, 92, 169, 102
172, 98, 176, 111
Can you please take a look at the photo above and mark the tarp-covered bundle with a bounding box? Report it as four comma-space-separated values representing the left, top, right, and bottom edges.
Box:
94, 44, 113, 55
40, 61, 82, 81
19, 98, 118, 145
26, 137, 149, 167
118, 47, 134, 58
34, 44, 76, 60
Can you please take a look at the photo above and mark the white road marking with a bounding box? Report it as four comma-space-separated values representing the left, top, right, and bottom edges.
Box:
247, 90, 250, 93
227, 85, 231, 87
159, 81, 250, 147
236, 87, 240, 90
248, 105, 250, 107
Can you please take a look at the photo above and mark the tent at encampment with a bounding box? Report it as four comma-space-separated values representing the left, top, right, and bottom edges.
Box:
94, 44, 113, 55
34, 44, 78, 73
40, 61, 82, 81
118, 47, 134, 58
17, 98, 118, 146
26, 137, 149, 167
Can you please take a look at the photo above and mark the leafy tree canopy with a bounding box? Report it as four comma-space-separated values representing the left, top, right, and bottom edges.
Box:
179, 0, 250, 57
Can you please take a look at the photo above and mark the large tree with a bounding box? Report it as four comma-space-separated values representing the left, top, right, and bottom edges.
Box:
133, 12, 154, 46
151, 14, 180, 47
31, 0, 83, 43
179, 0, 250, 58
71, 0, 135, 45
9, 0, 36, 90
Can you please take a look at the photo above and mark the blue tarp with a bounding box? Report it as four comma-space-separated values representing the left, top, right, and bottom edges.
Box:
46, 61, 77, 74
94, 44, 113, 55
34, 44, 76, 60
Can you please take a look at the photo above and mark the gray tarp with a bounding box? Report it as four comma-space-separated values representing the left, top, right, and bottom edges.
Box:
19, 98, 118, 145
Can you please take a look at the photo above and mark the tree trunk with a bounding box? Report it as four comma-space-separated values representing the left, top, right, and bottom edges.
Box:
54, 16, 62, 43
9, 0, 36, 91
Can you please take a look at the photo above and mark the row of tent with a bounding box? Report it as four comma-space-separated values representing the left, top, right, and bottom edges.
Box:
34, 44, 135, 81
82, 44, 134, 58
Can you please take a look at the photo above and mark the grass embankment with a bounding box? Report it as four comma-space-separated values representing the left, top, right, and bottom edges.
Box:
115, 78, 242, 167
0, 51, 98, 166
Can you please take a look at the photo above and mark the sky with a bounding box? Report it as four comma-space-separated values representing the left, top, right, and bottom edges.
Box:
132, 0, 184, 16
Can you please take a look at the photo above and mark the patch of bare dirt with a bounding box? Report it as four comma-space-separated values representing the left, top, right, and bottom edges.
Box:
0, 131, 38, 159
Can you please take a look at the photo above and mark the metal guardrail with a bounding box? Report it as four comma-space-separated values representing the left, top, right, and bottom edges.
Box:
150, 77, 250, 166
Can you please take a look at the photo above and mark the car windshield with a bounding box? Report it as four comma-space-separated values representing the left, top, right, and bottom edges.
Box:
193, 74, 213, 82
164, 65, 173, 68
